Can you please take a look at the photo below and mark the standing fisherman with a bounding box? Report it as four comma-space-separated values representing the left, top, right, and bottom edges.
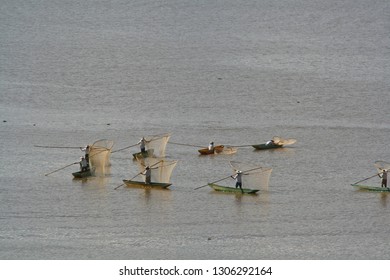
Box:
138, 137, 147, 153
231, 170, 244, 193
79, 156, 89, 172
208, 142, 214, 151
142, 166, 151, 184
80, 145, 90, 162
378, 169, 388, 188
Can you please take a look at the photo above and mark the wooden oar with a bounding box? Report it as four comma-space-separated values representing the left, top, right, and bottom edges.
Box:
114, 160, 163, 190
194, 166, 267, 190
44, 162, 78, 176
168, 141, 204, 148
114, 172, 141, 190
352, 173, 381, 185
111, 143, 139, 153
229, 144, 254, 148
194, 174, 234, 190
35, 145, 81, 149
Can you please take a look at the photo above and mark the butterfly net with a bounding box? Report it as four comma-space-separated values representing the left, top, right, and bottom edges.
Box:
216, 146, 237, 155
272, 136, 297, 146
136, 157, 177, 183
89, 139, 114, 176
230, 161, 272, 190
374, 161, 390, 172
144, 133, 170, 157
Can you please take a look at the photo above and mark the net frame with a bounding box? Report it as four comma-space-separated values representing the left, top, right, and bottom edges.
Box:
89, 139, 114, 176
229, 161, 272, 190
144, 133, 171, 157
272, 136, 296, 146
135, 157, 178, 183
374, 161, 390, 172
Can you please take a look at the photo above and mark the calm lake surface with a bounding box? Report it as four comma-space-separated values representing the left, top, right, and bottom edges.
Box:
1, 0, 389, 259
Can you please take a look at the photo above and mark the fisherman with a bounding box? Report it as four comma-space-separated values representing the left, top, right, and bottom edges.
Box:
79, 156, 89, 172
138, 137, 147, 153
231, 170, 244, 193
208, 142, 214, 151
266, 139, 275, 145
142, 166, 151, 184
80, 145, 90, 161
378, 169, 388, 188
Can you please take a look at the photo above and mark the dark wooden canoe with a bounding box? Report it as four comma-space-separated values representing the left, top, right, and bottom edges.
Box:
208, 183, 259, 194
123, 179, 171, 189
72, 168, 94, 179
132, 148, 155, 160
252, 142, 283, 150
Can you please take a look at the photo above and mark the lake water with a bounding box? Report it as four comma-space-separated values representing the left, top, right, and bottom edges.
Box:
1, 0, 389, 259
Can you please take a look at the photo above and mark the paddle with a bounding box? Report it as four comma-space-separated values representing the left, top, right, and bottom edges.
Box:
194, 166, 267, 190
194, 174, 235, 190
229, 144, 254, 148
168, 141, 204, 148
352, 173, 382, 185
111, 143, 139, 153
114, 160, 163, 190
44, 162, 79, 176
114, 172, 141, 190
35, 145, 81, 149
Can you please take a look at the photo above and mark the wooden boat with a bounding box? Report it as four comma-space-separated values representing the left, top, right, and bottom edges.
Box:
351, 184, 390, 192
208, 183, 259, 194
123, 180, 171, 189
72, 168, 94, 179
132, 148, 154, 160
252, 142, 283, 150
198, 145, 224, 155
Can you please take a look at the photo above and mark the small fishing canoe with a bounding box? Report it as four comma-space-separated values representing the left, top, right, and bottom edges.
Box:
208, 183, 259, 194
132, 148, 155, 160
123, 179, 171, 189
72, 168, 94, 179
252, 142, 283, 150
198, 145, 224, 155
351, 184, 390, 192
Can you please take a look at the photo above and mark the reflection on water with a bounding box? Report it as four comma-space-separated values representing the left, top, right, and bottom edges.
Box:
380, 193, 389, 208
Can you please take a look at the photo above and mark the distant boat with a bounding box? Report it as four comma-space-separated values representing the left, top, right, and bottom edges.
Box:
252, 136, 296, 150
198, 145, 237, 155
351, 184, 390, 192
72, 139, 113, 178
203, 161, 272, 195
252, 142, 283, 150
123, 180, 171, 189
132, 133, 170, 159
208, 183, 259, 194
198, 145, 224, 155
72, 168, 94, 179
123, 157, 178, 189
132, 149, 154, 160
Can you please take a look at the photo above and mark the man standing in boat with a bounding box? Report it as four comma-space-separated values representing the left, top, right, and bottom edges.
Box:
80, 145, 90, 162
142, 166, 151, 184
138, 137, 147, 153
378, 169, 388, 188
232, 170, 244, 193
208, 141, 214, 151
79, 156, 89, 172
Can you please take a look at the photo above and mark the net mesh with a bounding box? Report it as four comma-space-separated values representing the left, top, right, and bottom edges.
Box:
217, 146, 237, 155
136, 157, 177, 183
144, 133, 170, 157
272, 136, 296, 146
229, 161, 272, 190
89, 139, 114, 176
374, 161, 390, 172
